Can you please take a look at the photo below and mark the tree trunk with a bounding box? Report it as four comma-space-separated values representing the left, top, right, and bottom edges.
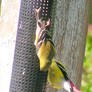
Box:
46, 0, 91, 92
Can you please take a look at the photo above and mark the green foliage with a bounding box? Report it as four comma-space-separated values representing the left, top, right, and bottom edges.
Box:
81, 32, 92, 92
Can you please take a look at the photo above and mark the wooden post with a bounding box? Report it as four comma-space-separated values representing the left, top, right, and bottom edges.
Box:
46, 0, 91, 92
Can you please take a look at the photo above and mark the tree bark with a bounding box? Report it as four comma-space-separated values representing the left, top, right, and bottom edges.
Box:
46, 0, 91, 92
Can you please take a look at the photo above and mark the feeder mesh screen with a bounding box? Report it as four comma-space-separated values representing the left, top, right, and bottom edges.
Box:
10, 0, 55, 92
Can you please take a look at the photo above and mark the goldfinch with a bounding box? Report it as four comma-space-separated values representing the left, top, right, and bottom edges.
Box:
34, 8, 55, 71
48, 59, 81, 92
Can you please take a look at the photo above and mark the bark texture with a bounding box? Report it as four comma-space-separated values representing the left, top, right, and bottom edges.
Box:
46, 0, 91, 92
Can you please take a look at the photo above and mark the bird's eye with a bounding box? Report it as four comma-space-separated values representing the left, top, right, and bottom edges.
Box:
38, 21, 41, 28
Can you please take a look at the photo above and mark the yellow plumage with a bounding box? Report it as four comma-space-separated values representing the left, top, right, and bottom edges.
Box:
38, 40, 55, 71
48, 59, 67, 89
47, 60, 82, 92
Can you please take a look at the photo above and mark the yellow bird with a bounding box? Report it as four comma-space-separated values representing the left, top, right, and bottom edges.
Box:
48, 59, 81, 92
34, 8, 55, 71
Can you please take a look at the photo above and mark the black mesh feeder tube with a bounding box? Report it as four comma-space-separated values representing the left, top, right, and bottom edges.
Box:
9, 0, 55, 92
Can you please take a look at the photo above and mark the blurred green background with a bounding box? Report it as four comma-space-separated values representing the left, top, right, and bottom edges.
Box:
81, 4, 92, 92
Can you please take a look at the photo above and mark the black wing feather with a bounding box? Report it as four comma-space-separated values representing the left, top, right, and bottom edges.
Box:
56, 62, 69, 80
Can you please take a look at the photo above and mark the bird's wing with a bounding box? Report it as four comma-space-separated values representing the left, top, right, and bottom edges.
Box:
55, 61, 69, 80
